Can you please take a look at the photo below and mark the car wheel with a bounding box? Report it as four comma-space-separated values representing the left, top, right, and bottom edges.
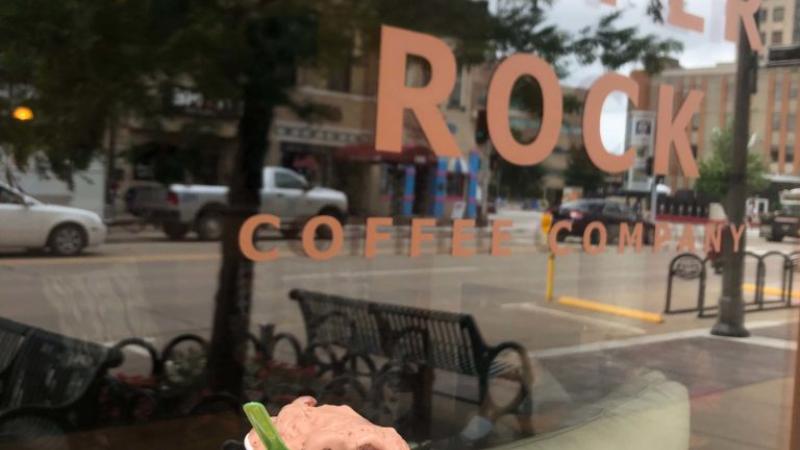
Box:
196, 212, 224, 241
48, 224, 87, 257
163, 222, 190, 240
316, 208, 345, 240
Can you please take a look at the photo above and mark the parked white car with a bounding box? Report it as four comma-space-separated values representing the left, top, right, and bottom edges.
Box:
0, 182, 107, 256
148, 167, 348, 240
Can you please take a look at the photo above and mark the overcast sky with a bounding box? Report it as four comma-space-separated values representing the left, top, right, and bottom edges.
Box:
541, 0, 737, 153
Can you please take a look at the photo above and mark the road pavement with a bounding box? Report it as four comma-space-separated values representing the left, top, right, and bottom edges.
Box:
1, 219, 799, 449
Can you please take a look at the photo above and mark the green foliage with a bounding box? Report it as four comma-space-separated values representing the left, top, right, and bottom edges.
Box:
695, 126, 769, 201
0, 0, 165, 180
0, 0, 683, 186
564, 146, 606, 194
492, 157, 546, 200
572, 11, 683, 74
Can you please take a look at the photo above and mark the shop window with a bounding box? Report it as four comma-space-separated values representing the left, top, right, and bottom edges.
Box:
326, 44, 353, 92
446, 173, 466, 197
774, 6, 785, 22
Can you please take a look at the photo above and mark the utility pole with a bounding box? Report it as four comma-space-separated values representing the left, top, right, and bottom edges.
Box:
711, 20, 757, 338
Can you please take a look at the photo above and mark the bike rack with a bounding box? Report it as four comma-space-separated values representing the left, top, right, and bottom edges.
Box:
665, 250, 799, 318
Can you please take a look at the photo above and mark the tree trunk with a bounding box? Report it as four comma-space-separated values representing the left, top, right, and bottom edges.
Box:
207, 78, 272, 395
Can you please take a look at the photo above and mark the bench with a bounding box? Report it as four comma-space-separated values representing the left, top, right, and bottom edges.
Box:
281, 289, 534, 435
0, 317, 123, 438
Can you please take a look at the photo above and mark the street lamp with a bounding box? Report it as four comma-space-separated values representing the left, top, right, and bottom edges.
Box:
11, 106, 33, 121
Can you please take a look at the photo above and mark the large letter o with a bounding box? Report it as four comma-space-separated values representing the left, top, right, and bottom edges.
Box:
487, 54, 562, 166
302, 216, 344, 261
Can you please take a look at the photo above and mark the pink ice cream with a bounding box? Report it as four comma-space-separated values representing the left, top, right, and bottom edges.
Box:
245, 397, 409, 450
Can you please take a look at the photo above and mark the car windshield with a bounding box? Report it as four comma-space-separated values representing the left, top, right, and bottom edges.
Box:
0, 185, 38, 205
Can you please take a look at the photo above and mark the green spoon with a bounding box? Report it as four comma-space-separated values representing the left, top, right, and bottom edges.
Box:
243, 402, 290, 450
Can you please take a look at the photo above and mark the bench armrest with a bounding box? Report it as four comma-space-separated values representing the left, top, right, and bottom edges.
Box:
482, 341, 534, 426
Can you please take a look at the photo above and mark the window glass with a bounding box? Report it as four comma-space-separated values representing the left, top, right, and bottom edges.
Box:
774, 6, 785, 21
2, 3, 799, 450
274, 171, 308, 189
0, 187, 22, 204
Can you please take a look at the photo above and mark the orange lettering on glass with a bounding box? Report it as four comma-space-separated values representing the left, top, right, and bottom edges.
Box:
548, 221, 573, 256
410, 218, 436, 257
704, 223, 723, 253
653, 223, 673, 253
676, 224, 696, 253
302, 216, 344, 261
452, 219, 476, 257
618, 222, 644, 254
491, 219, 513, 257
582, 221, 608, 255
365, 217, 393, 259
239, 214, 280, 262
654, 85, 703, 178
583, 73, 639, 173
375, 26, 460, 157
487, 54, 562, 166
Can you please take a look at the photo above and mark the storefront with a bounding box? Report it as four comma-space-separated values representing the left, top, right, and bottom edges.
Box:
2, 2, 800, 450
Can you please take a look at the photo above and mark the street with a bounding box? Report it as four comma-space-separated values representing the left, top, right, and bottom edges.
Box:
2, 221, 799, 449
2, 220, 796, 347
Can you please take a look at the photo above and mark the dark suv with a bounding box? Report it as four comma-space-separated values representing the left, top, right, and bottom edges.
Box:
551, 199, 654, 243
760, 204, 800, 242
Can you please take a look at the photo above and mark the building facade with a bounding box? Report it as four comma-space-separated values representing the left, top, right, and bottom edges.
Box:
630, 59, 800, 192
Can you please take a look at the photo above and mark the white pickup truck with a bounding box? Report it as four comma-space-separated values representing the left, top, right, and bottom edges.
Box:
151, 166, 348, 240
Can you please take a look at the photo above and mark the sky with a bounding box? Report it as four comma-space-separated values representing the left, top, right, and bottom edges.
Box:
541, 0, 738, 153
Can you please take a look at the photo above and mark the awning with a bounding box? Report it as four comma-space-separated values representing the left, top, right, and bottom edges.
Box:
334, 144, 437, 165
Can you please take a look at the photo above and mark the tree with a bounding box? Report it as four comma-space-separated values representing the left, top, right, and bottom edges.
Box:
0, 0, 166, 186
695, 125, 768, 202
564, 146, 606, 195
0, 0, 686, 396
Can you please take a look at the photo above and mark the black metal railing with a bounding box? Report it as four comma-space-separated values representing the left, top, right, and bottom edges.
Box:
665, 251, 800, 317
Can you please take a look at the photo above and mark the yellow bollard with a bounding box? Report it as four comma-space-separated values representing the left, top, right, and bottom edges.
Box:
546, 252, 555, 302
540, 212, 555, 302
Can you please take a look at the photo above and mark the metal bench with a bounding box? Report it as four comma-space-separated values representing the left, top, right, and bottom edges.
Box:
0, 319, 123, 438
285, 289, 534, 435
0, 318, 30, 383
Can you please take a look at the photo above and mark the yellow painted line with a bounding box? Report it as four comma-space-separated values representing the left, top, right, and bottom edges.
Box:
557, 296, 664, 324
742, 283, 800, 299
